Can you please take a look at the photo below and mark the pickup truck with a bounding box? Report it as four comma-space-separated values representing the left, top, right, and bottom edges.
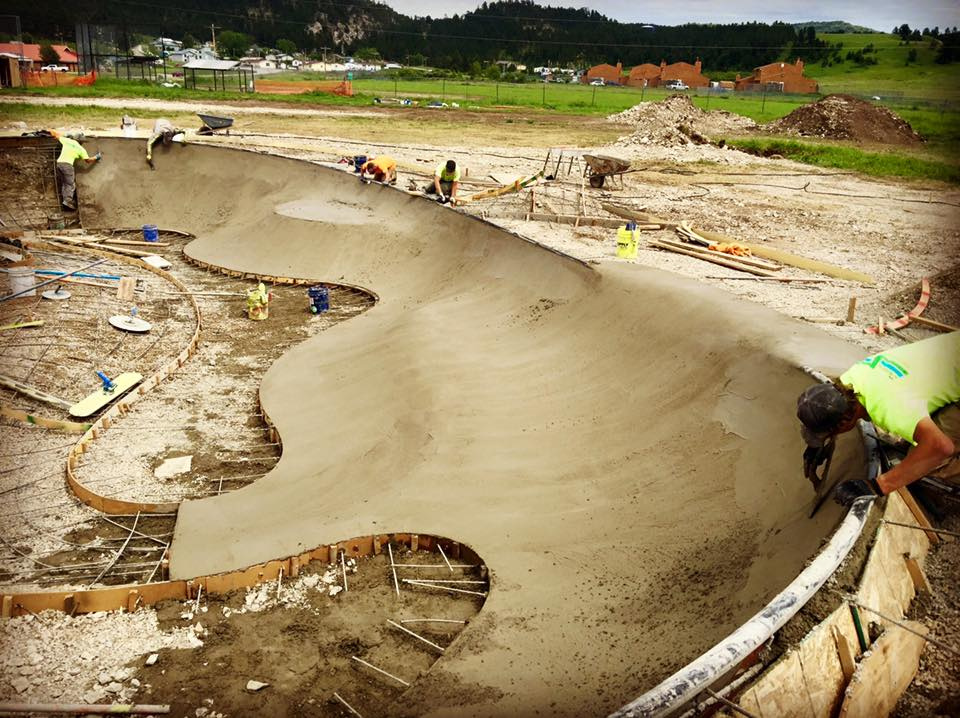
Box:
664, 79, 689, 90
41, 64, 70, 72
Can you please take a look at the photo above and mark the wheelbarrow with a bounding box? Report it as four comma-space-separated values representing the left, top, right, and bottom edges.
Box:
197, 113, 234, 135
583, 154, 631, 189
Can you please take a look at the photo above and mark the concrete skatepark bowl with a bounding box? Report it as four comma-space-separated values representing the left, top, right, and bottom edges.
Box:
77, 139, 867, 716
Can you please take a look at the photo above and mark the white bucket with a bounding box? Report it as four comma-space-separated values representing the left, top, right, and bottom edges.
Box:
8, 266, 36, 297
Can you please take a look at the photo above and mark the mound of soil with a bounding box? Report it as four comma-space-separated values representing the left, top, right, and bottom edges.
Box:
609, 95, 756, 147
765, 94, 924, 145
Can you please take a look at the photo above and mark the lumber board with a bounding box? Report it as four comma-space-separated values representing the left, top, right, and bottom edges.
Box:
41, 236, 153, 258
0, 405, 91, 432
798, 612, 848, 717
895, 488, 940, 545
908, 315, 959, 332
0, 374, 73, 410
648, 240, 775, 277
750, 650, 815, 716
838, 620, 928, 717
0, 320, 44, 331
102, 239, 172, 248
488, 212, 625, 228
657, 237, 782, 271
600, 203, 874, 283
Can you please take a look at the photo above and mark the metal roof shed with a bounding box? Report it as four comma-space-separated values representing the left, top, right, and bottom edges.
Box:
183, 59, 255, 92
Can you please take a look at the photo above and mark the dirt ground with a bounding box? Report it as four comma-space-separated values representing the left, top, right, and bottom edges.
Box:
0, 97, 958, 715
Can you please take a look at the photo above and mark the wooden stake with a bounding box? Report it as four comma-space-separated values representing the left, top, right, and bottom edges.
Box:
832, 625, 857, 680
904, 556, 932, 594
909, 315, 959, 332
0, 320, 44, 331
340, 550, 348, 592
846, 297, 857, 323
895, 488, 940, 544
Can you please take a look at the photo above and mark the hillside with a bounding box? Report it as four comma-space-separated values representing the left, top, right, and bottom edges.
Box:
9, 0, 804, 71
806, 33, 958, 100
792, 21, 878, 34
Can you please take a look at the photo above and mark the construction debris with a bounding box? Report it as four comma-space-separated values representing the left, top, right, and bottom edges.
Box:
609, 95, 756, 147
765, 94, 924, 145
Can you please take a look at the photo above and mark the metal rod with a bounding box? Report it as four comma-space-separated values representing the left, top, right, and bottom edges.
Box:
387, 542, 400, 597
350, 656, 410, 687
403, 579, 487, 597
399, 618, 466, 625
437, 543, 453, 572
0, 703, 170, 715
87, 511, 139, 587
702, 688, 759, 718
853, 601, 960, 656
391, 563, 476, 569
397, 579, 486, 584
387, 619, 444, 652
1, 259, 108, 302
332, 692, 363, 718
881, 519, 960, 538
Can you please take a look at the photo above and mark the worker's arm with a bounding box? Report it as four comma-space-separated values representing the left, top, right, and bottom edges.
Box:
450, 180, 459, 199
877, 417, 955, 493
49, 129, 61, 139
146, 133, 160, 165
433, 174, 443, 196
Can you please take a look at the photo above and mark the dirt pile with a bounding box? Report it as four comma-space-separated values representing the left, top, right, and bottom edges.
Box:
609, 95, 756, 147
765, 94, 924, 145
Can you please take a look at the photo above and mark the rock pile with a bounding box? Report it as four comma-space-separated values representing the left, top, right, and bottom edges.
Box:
764, 94, 923, 145
609, 95, 757, 147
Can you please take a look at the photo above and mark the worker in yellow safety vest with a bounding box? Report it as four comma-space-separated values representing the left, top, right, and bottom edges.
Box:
51, 130, 101, 211
797, 332, 960, 504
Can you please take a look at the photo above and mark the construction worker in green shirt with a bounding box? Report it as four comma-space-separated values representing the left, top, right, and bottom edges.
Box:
51, 130, 101, 210
426, 159, 460, 204
797, 331, 960, 504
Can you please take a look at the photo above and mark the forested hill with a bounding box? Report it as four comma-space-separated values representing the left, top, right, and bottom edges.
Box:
15, 0, 807, 70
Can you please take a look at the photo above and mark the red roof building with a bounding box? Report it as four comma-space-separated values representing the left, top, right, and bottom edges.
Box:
0, 43, 78, 70
735, 59, 817, 94
583, 62, 624, 85
625, 63, 661, 88
659, 59, 709, 88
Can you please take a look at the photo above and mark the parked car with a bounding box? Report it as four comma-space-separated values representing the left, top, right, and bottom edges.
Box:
664, 79, 689, 90
41, 64, 70, 72
589, 79, 605, 86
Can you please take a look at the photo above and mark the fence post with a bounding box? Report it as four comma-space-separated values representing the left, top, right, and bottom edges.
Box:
442, 77, 445, 100
592, 84, 596, 106
496, 82, 499, 102
542, 82, 546, 106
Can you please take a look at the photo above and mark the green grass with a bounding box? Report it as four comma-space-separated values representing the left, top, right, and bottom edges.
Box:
725, 138, 960, 183
808, 33, 957, 100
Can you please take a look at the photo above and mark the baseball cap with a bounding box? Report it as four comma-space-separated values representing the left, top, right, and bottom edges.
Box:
797, 383, 848, 445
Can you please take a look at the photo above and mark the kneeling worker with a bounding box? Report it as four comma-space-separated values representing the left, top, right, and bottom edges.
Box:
359, 155, 397, 184
797, 331, 960, 503
146, 118, 185, 169
427, 159, 460, 204
51, 130, 101, 211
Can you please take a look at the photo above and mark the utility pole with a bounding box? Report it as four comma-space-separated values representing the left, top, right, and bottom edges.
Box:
210, 24, 220, 55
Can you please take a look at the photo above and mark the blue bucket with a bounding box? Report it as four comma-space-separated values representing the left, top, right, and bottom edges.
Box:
353, 155, 367, 173
142, 224, 159, 242
308, 286, 329, 314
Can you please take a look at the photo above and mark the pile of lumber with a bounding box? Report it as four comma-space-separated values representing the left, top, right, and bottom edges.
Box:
647, 224, 783, 277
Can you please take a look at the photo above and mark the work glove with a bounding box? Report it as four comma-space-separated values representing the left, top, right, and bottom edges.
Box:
832, 477, 882, 507
803, 439, 834, 490
94, 152, 102, 161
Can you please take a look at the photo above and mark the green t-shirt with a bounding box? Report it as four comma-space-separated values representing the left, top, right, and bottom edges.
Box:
435, 163, 460, 182
840, 331, 960, 443
57, 137, 89, 165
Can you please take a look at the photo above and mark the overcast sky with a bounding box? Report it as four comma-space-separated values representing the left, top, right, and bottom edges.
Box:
381, 1, 959, 33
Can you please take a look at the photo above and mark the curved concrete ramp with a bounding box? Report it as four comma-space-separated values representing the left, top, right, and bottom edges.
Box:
82, 139, 864, 717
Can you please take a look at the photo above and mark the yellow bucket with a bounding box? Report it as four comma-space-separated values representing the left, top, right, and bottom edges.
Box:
616, 227, 638, 259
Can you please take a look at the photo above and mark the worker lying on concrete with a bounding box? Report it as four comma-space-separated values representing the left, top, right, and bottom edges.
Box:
51, 130, 101, 211
425, 159, 460, 204
797, 331, 960, 504
359, 156, 398, 184
146, 118, 186, 169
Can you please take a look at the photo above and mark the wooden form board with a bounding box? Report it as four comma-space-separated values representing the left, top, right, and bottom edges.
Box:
724, 492, 931, 718
838, 620, 928, 717
1, 533, 476, 618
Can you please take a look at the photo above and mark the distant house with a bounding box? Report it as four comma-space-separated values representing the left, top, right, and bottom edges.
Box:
735, 59, 817, 94
625, 63, 661, 88
659, 58, 709, 88
583, 62, 623, 85
0, 43, 79, 71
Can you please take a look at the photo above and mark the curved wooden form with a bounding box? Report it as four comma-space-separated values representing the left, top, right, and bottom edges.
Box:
0, 533, 477, 618
866, 277, 930, 335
